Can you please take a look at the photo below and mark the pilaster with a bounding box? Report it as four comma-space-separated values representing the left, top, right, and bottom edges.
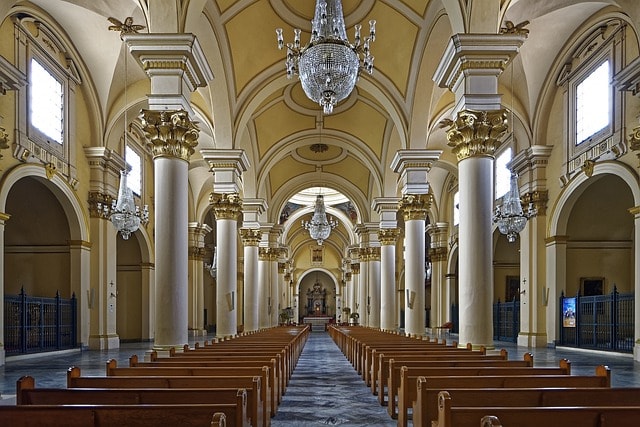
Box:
379, 228, 400, 331
188, 223, 211, 336
427, 222, 449, 328
241, 228, 262, 332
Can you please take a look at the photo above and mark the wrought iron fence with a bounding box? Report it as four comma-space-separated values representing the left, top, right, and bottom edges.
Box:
559, 287, 634, 353
4, 288, 77, 356
450, 300, 520, 342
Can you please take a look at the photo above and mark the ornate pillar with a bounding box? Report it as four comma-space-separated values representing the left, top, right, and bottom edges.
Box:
378, 229, 400, 331
241, 228, 261, 332
367, 247, 381, 329
258, 247, 276, 329
188, 223, 211, 336
427, 222, 449, 328
278, 261, 286, 323
210, 194, 242, 338
358, 247, 370, 327
269, 248, 281, 326
399, 195, 430, 337
85, 148, 125, 350
512, 146, 553, 347
351, 261, 361, 323
127, 34, 213, 352
434, 33, 526, 348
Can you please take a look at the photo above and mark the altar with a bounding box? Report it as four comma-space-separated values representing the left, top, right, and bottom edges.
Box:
303, 315, 332, 332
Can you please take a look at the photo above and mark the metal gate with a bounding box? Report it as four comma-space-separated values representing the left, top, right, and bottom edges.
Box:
450, 300, 520, 342
4, 288, 77, 356
559, 287, 634, 353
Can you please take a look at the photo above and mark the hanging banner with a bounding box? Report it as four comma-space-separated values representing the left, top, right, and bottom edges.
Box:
563, 297, 576, 327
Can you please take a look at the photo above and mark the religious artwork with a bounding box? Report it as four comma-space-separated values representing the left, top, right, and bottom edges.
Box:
306, 281, 327, 315
311, 245, 323, 265
505, 276, 520, 302
581, 277, 604, 296
563, 297, 576, 328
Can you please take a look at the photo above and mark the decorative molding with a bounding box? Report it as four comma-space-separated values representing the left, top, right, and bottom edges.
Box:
378, 228, 400, 246
88, 191, 114, 219
210, 193, 242, 221
240, 228, 261, 246
500, 20, 530, 37
521, 190, 549, 216
429, 246, 448, 262
140, 109, 199, 161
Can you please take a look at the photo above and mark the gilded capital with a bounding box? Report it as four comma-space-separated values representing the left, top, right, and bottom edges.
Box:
258, 247, 279, 261
441, 109, 508, 162
88, 191, 114, 219
189, 246, 206, 260
0, 126, 9, 159
210, 193, 242, 221
378, 228, 400, 246
522, 190, 548, 216
351, 262, 360, 274
399, 194, 431, 221
140, 109, 199, 161
240, 228, 261, 246
429, 246, 448, 262
367, 247, 381, 261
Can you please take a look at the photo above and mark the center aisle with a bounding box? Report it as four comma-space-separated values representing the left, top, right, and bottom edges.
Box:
272, 330, 395, 426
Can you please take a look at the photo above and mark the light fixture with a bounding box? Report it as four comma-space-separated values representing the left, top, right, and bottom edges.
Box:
106, 17, 148, 240
493, 173, 535, 243
276, 0, 376, 114
302, 194, 337, 245
205, 246, 217, 279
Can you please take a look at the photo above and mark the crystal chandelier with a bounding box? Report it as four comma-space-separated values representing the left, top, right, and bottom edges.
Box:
493, 173, 535, 243
205, 246, 217, 279
302, 194, 338, 245
276, 0, 376, 114
108, 169, 149, 240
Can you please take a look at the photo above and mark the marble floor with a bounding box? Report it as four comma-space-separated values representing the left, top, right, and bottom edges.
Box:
1, 331, 640, 426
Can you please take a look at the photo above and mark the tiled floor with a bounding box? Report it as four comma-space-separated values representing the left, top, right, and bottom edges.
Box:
1, 331, 640, 426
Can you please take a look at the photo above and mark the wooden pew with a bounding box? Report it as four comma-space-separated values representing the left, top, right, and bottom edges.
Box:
394, 361, 572, 425
0, 405, 229, 427
16, 375, 248, 427
435, 391, 640, 427
415, 384, 640, 427
375, 350, 517, 402
106, 359, 277, 418
68, 367, 268, 427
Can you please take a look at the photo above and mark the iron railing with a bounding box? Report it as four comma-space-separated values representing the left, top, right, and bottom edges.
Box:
4, 288, 77, 356
559, 287, 634, 353
450, 300, 520, 342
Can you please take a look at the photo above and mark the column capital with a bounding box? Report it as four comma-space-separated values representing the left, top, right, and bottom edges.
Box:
522, 190, 549, 217
140, 109, 199, 161
125, 33, 214, 111
391, 150, 442, 195
442, 109, 508, 162
367, 247, 381, 262
350, 262, 360, 274
429, 246, 448, 262
0, 126, 8, 159
240, 228, 262, 246
426, 222, 449, 249
378, 228, 400, 245
433, 33, 526, 113
399, 194, 431, 221
258, 247, 280, 261
210, 193, 242, 220
88, 191, 114, 219
201, 149, 250, 194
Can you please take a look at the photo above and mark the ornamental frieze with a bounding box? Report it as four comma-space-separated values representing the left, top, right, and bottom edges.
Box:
399, 194, 431, 221
440, 109, 508, 162
378, 228, 400, 246
210, 193, 242, 220
240, 228, 261, 246
140, 109, 199, 161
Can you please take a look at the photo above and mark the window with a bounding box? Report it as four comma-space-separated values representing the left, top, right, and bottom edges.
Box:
575, 60, 610, 145
125, 145, 142, 196
29, 58, 63, 144
495, 147, 512, 200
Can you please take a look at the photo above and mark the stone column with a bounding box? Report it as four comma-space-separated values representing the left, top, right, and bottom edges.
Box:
358, 247, 370, 326
427, 222, 449, 328
545, 236, 568, 346
210, 194, 242, 338
241, 228, 261, 332
399, 195, 430, 337
630, 207, 640, 361
368, 247, 381, 329
269, 250, 280, 326
512, 146, 553, 347
434, 33, 525, 348
351, 261, 361, 324
188, 223, 211, 336
85, 148, 126, 350
127, 34, 213, 352
69, 240, 91, 348
277, 261, 286, 323
378, 228, 399, 331
258, 247, 273, 329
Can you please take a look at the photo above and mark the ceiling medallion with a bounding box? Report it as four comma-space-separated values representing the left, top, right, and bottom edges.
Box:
310, 143, 329, 153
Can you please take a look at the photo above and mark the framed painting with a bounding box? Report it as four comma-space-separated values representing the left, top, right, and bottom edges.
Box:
505, 276, 520, 302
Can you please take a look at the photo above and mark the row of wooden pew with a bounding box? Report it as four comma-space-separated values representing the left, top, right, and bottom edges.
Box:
0, 325, 310, 427
329, 325, 640, 427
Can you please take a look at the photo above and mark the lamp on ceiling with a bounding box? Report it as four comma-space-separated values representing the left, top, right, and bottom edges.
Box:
493, 173, 535, 243
276, 0, 376, 114
302, 194, 338, 245
105, 17, 148, 240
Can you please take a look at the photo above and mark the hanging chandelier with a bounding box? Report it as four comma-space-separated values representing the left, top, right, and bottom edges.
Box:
302, 195, 338, 245
493, 173, 535, 243
276, 0, 376, 114
109, 169, 149, 240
